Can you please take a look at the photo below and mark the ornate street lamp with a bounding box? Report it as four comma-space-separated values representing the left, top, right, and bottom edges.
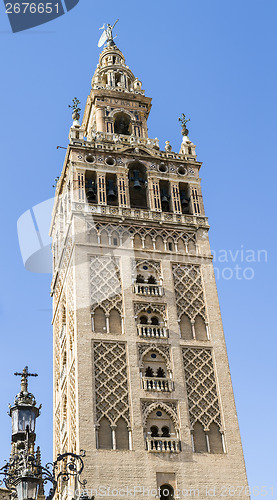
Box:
0, 367, 87, 500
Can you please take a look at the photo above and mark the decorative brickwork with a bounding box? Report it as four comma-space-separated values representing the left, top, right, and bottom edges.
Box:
87, 221, 196, 252
172, 264, 206, 320
90, 256, 122, 314
69, 361, 77, 452
94, 342, 130, 425
138, 344, 171, 369
141, 401, 178, 428
133, 302, 167, 322
67, 267, 75, 352
132, 259, 161, 282
182, 347, 222, 431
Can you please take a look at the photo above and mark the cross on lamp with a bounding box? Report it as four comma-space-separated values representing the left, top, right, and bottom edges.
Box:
0, 368, 88, 500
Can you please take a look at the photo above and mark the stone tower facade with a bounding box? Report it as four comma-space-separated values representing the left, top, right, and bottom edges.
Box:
50, 39, 249, 500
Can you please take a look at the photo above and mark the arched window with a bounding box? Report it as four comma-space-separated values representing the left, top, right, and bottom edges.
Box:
150, 425, 159, 437
180, 313, 192, 339
194, 315, 207, 340
109, 308, 122, 334
94, 307, 106, 333
85, 171, 97, 204
114, 112, 131, 135
145, 366, 154, 377
208, 423, 224, 454
128, 162, 148, 208
193, 422, 207, 453
98, 417, 112, 449
161, 426, 170, 437
156, 367, 166, 378
140, 315, 148, 324
151, 316, 159, 325
160, 485, 174, 500
115, 417, 129, 450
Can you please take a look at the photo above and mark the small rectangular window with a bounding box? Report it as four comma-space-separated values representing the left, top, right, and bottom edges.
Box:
113, 238, 118, 246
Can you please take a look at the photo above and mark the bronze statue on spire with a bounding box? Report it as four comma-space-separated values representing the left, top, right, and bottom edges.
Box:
98, 19, 119, 47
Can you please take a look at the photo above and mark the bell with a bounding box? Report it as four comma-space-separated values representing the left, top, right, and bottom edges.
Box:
181, 194, 189, 207
86, 180, 96, 202
107, 180, 117, 201
133, 170, 142, 189
161, 188, 170, 209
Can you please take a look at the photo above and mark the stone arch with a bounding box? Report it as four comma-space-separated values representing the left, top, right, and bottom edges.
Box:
144, 235, 153, 249
133, 233, 142, 248
142, 402, 178, 428
208, 423, 224, 454
194, 314, 207, 340
98, 417, 112, 449
109, 108, 133, 120
113, 111, 132, 135
115, 417, 129, 450
128, 161, 148, 208
160, 485, 174, 500
193, 422, 207, 453
93, 306, 106, 333
109, 308, 122, 334
141, 346, 171, 372
180, 313, 192, 340
155, 236, 164, 251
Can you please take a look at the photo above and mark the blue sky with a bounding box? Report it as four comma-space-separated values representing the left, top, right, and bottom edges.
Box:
0, 0, 276, 496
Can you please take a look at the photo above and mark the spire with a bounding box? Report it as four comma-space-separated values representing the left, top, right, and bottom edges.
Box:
92, 44, 143, 94
81, 24, 151, 143
178, 114, 196, 157
9, 367, 41, 454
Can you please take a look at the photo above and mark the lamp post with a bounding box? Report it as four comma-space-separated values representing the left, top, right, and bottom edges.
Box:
0, 367, 87, 500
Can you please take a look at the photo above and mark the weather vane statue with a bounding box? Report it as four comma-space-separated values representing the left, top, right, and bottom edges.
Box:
98, 19, 119, 48
179, 113, 190, 136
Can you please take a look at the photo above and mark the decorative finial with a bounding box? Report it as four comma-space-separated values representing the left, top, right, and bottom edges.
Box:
68, 97, 81, 121
179, 113, 190, 136
98, 19, 119, 48
14, 366, 38, 393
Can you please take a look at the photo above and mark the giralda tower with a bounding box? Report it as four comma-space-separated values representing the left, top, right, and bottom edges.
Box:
50, 26, 249, 500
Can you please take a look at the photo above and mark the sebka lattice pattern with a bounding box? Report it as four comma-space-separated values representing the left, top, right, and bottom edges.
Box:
172, 264, 206, 320
94, 342, 130, 425
182, 347, 221, 431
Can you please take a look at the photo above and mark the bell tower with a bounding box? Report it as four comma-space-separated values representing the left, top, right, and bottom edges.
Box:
50, 25, 249, 500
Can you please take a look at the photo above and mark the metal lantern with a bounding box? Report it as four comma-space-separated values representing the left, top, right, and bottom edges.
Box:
14, 472, 40, 500
1, 367, 88, 500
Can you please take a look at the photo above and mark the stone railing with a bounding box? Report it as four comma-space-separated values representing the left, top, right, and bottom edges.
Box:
73, 202, 209, 228
137, 325, 168, 339
142, 377, 173, 392
133, 284, 163, 297
146, 437, 180, 453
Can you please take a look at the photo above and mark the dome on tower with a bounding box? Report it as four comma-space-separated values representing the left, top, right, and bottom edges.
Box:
92, 45, 144, 95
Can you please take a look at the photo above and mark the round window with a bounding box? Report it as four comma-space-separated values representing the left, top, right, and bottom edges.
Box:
178, 166, 187, 175
85, 154, 95, 163
151, 353, 157, 359
156, 411, 163, 417
105, 157, 116, 166
159, 163, 167, 173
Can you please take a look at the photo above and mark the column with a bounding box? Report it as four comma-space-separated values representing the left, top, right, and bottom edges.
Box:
117, 173, 130, 207
170, 182, 182, 214
149, 178, 161, 211
97, 173, 106, 205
